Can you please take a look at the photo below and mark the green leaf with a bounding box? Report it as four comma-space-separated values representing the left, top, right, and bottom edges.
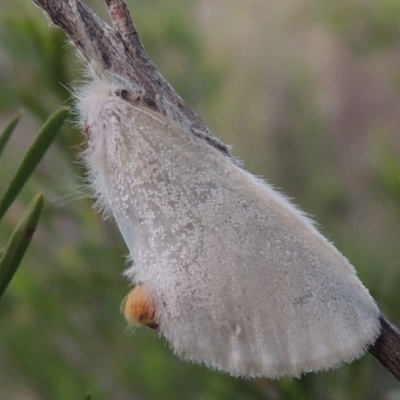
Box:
0, 107, 68, 222
0, 192, 44, 299
0, 111, 22, 158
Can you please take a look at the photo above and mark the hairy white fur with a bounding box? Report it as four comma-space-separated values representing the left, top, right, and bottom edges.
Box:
77, 80, 381, 378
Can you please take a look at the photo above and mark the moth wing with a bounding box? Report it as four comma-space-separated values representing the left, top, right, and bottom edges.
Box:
127, 113, 381, 378
88, 98, 381, 379
161, 168, 380, 377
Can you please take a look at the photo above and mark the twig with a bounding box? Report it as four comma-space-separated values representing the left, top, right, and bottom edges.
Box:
369, 316, 400, 381
31, 0, 231, 157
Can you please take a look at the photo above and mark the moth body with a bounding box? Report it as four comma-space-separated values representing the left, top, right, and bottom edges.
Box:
78, 80, 381, 378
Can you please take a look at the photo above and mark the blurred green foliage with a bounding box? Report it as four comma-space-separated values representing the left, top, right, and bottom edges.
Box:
0, 0, 400, 399
313, 0, 400, 54
0, 192, 44, 300
0, 107, 66, 307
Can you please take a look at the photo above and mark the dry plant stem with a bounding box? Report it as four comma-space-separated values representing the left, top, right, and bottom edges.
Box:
31, 0, 400, 382
369, 316, 400, 381
32, 0, 232, 157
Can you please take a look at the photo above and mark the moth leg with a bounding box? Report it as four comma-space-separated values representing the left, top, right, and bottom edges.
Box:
121, 284, 158, 329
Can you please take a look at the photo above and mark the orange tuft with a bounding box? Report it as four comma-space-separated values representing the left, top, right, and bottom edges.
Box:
122, 285, 158, 329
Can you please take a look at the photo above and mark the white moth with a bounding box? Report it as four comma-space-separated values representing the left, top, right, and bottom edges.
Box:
77, 80, 381, 379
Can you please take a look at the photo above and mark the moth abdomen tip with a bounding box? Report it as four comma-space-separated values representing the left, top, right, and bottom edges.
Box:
122, 284, 159, 329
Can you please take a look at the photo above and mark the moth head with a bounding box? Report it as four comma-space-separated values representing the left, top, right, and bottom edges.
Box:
75, 81, 146, 140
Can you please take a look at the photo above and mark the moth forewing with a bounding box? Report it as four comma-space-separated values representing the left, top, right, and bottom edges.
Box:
78, 81, 381, 378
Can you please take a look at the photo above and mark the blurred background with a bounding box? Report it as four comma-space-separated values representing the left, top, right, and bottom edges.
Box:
1, 0, 400, 399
